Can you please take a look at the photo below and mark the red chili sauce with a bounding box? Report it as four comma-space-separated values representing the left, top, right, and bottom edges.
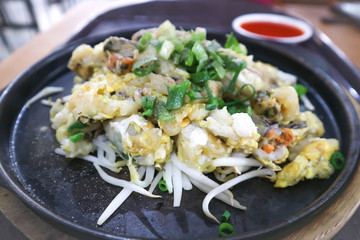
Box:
241, 21, 304, 38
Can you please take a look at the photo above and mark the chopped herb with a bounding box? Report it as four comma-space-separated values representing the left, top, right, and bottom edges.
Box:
190, 70, 210, 84
166, 80, 191, 110
158, 179, 168, 192
221, 210, 231, 222
141, 95, 157, 116
219, 222, 234, 237
208, 50, 224, 66
206, 40, 221, 53
247, 105, 252, 116
192, 41, 208, 72
225, 32, 247, 55
69, 132, 84, 143
294, 84, 308, 96
236, 83, 256, 102
132, 57, 159, 77
330, 151, 346, 170
159, 40, 175, 60
191, 29, 206, 41
154, 101, 175, 122
224, 61, 247, 94
206, 97, 224, 110
151, 40, 163, 52
185, 51, 195, 67
212, 61, 226, 79
192, 83, 204, 92
173, 53, 181, 64
138, 33, 152, 53
68, 121, 87, 133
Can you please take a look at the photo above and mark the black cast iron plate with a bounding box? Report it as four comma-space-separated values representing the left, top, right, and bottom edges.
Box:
0, 29, 359, 240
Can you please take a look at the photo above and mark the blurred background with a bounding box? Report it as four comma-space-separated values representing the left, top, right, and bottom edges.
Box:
0, 0, 359, 61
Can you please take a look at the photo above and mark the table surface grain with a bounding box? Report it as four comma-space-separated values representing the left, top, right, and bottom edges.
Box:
1, 1, 360, 240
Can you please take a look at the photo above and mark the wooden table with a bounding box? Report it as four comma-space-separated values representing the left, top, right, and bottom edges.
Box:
0, 1, 360, 240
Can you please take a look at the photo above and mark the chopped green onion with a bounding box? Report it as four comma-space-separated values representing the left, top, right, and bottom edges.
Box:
186, 90, 197, 102
225, 61, 247, 94
221, 210, 231, 222
208, 51, 224, 66
225, 32, 247, 55
190, 70, 210, 84
159, 40, 175, 60
212, 61, 226, 79
185, 51, 195, 67
158, 179, 168, 192
155, 102, 175, 122
138, 33, 152, 53
236, 83, 256, 102
171, 38, 184, 52
205, 98, 224, 110
69, 132, 84, 143
191, 29, 206, 41
294, 84, 308, 96
219, 222, 234, 237
166, 80, 191, 110
158, 20, 176, 37
192, 83, 204, 92
151, 40, 163, 52
68, 121, 87, 133
192, 41, 208, 72
141, 95, 157, 116
247, 105, 252, 117
330, 151, 346, 170
132, 57, 159, 77
173, 53, 181, 65
207, 40, 221, 52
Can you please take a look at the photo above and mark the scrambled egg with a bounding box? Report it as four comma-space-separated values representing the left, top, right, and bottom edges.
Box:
274, 138, 339, 188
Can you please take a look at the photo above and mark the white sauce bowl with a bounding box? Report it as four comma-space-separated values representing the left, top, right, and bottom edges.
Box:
232, 13, 313, 44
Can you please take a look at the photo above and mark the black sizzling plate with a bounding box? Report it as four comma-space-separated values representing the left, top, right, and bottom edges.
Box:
0, 29, 359, 240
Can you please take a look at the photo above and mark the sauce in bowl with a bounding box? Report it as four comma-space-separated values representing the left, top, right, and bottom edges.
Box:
241, 21, 304, 38
232, 13, 313, 43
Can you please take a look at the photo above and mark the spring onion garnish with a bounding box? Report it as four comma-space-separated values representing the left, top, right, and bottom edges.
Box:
132, 57, 159, 77
154, 101, 175, 122
138, 33, 152, 53
203, 81, 224, 110
294, 83, 308, 96
190, 70, 210, 84
219, 222, 234, 237
247, 106, 252, 117
68, 121, 87, 133
221, 210, 231, 222
225, 32, 247, 55
330, 151, 346, 170
212, 61, 226, 79
69, 132, 84, 143
141, 95, 157, 116
224, 61, 247, 94
159, 179, 168, 192
191, 29, 206, 41
192, 40, 208, 72
206, 40, 221, 53
236, 83, 256, 102
180, 48, 194, 67
166, 80, 191, 110
159, 40, 175, 60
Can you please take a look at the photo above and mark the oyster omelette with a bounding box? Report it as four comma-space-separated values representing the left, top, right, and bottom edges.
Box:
47, 21, 344, 226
